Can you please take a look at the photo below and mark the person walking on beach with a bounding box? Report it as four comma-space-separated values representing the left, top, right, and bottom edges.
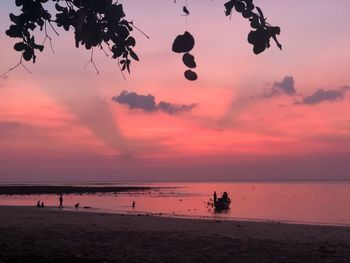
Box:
132, 201, 136, 209
58, 193, 63, 208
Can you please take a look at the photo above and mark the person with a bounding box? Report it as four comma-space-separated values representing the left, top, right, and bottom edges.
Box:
222, 192, 231, 204
36, 201, 40, 207
213, 191, 217, 203
41, 202, 44, 207
132, 201, 135, 208
58, 193, 63, 208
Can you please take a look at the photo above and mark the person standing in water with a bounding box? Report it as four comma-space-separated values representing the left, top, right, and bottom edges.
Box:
58, 193, 63, 208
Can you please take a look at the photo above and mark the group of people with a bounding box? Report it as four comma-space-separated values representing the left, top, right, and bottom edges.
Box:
35, 193, 136, 210
36, 201, 45, 207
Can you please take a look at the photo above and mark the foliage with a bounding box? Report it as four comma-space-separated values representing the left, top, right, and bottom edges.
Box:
4, 0, 281, 80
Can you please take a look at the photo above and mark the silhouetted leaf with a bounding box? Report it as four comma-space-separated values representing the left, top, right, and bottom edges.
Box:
235, 1, 246, 13
14, 42, 26, 52
23, 48, 33, 61
224, 1, 235, 16
15, 0, 24, 7
129, 49, 139, 61
183, 6, 190, 15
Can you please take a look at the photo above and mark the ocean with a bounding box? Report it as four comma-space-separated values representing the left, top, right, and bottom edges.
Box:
0, 181, 349, 226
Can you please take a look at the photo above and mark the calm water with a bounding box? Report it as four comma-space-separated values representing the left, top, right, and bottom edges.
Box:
1, 181, 349, 226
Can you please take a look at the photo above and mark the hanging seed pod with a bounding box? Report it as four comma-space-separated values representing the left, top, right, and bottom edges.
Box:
172, 31, 195, 53
182, 53, 196, 68
184, 69, 198, 81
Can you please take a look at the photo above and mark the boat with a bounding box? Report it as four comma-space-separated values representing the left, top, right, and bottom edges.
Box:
208, 191, 231, 211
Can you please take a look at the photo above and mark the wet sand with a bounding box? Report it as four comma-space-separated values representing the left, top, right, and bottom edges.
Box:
0, 206, 349, 262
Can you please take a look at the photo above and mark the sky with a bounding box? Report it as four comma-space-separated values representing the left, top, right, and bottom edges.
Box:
0, 0, 350, 182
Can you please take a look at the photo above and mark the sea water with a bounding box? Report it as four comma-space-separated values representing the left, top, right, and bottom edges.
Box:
0, 181, 349, 226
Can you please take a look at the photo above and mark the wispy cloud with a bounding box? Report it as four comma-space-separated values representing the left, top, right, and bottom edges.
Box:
262, 76, 296, 98
0, 121, 21, 131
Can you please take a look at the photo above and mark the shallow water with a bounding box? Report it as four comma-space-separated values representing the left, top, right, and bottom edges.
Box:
1, 181, 349, 226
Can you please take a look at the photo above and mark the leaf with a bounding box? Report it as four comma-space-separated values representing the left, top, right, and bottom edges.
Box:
126, 61, 130, 73
14, 42, 26, 52
129, 49, 139, 61
23, 48, 33, 61
224, 1, 235, 16
183, 6, 190, 15
15, 0, 24, 7
125, 37, 136, 47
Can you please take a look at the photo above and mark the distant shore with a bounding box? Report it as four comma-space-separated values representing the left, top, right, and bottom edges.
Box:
0, 206, 349, 262
0, 185, 153, 195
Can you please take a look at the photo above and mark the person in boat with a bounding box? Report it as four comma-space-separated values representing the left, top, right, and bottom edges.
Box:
222, 192, 231, 203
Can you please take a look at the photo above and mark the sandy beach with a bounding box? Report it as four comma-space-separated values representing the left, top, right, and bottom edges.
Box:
0, 206, 349, 262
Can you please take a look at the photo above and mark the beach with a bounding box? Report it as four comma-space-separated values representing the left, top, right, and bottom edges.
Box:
0, 206, 349, 262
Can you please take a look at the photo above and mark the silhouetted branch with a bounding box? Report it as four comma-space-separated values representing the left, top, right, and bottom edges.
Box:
130, 21, 150, 39
0, 54, 31, 78
48, 20, 59, 36
117, 58, 126, 80
84, 48, 99, 74
42, 21, 55, 54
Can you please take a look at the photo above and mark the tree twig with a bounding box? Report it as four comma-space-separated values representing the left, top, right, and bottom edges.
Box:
42, 21, 55, 54
130, 21, 150, 39
117, 58, 126, 80
84, 48, 99, 74
0, 54, 31, 78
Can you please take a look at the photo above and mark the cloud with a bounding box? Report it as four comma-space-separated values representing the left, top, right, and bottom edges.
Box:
264, 76, 296, 97
112, 90, 197, 115
157, 101, 197, 114
301, 86, 349, 105
112, 91, 156, 112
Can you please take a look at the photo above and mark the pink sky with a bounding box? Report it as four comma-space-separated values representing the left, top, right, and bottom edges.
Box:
0, 1, 350, 182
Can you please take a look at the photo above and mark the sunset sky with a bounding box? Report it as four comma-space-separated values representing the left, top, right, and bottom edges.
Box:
0, 0, 349, 182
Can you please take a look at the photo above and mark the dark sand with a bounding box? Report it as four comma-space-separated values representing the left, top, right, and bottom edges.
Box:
0, 206, 349, 262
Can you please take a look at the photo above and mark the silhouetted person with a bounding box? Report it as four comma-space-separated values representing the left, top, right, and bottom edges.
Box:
59, 194, 63, 208
36, 201, 40, 207
41, 202, 44, 207
213, 191, 217, 203
222, 192, 231, 203
132, 201, 135, 208
75, 203, 80, 209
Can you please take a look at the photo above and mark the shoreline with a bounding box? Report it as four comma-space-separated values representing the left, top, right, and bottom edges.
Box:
0, 185, 154, 195
1, 206, 350, 262
3, 204, 349, 228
